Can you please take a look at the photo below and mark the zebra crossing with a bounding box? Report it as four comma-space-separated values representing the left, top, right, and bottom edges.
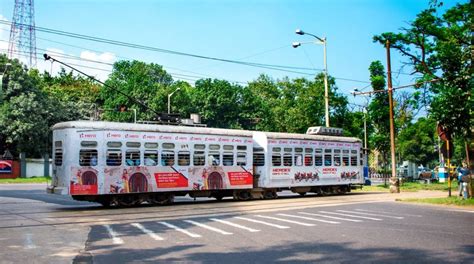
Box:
102, 208, 408, 245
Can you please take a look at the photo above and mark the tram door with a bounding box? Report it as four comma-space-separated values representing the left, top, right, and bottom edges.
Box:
81, 171, 97, 185
208, 171, 223, 189
129, 173, 148, 192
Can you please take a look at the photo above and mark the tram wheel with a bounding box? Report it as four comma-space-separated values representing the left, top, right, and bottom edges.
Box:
151, 194, 174, 205
263, 190, 274, 200
118, 195, 138, 207
298, 192, 307, 196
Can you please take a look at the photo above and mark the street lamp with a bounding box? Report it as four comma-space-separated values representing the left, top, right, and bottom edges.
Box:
293, 29, 330, 127
167, 87, 181, 114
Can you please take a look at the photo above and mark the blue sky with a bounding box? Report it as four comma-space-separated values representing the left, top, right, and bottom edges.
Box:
0, 0, 466, 109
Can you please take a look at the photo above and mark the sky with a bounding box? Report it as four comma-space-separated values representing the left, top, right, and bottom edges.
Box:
0, 0, 466, 109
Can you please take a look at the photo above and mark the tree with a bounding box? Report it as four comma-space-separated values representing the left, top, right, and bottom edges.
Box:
398, 117, 438, 167
190, 78, 242, 128
373, 2, 472, 141
367, 61, 390, 169
100, 60, 173, 122
0, 55, 54, 157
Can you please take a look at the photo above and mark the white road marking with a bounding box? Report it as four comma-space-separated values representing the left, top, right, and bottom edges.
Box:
234, 216, 290, 229
355, 209, 423, 217
277, 213, 340, 224
256, 215, 316, 226
210, 218, 260, 232
319, 211, 382, 221
25, 233, 36, 249
159, 222, 201, 238
131, 223, 164, 241
184, 220, 233, 235
299, 212, 363, 222
337, 210, 404, 219
104, 225, 124, 245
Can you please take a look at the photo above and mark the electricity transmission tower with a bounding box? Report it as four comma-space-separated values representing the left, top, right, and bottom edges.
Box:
8, 0, 37, 68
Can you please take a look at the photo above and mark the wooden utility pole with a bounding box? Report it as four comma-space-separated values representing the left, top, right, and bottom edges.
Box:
386, 40, 400, 193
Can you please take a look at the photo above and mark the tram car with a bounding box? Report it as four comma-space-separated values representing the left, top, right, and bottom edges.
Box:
47, 121, 364, 206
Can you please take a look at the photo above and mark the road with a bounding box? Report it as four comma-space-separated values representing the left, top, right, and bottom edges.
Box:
0, 184, 473, 263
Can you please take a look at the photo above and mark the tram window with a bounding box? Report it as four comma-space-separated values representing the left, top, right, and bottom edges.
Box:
342, 150, 349, 166
294, 148, 303, 166
209, 144, 220, 150
193, 151, 205, 166
283, 154, 292, 166
161, 150, 175, 166
360, 152, 363, 166
125, 150, 140, 166
79, 149, 98, 166
195, 144, 206, 150
208, 151, 220, 166
144, 150, 158, 166
163, 143, 175, 149
237, 152, 247, 166
333, 153, 341, 166
314, 148, 323, 166
253, 153, 265, 166
106, 149, 122, 166
223, 145, 234, 151
178, 151, 190, 166
284, 148, 292, 153
223, 152, 234, 166
272, 147, 281, 152
272, 153, 282, 166
126, 142, 141, 148
107, 141, 122, 148
81, 141, 97, 147
237, 145, 247, 150
324, 149, 332, 166
145, 142, 158, 149
351, 150, 358, 166
54, 141, 63, 166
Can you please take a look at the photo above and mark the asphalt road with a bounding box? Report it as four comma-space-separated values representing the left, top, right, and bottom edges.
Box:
0, 184, 473, 264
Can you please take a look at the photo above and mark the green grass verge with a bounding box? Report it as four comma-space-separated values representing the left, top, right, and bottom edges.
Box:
399, 196, 474, 206
355, 181, 460, 192
0, 176, 51, 184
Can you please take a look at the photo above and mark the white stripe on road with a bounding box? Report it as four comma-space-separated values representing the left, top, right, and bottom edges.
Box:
234, 216, 290, 229
337, 210, 404, 219
104, 225, 124, 245
25, 233, 36, 249
210, 218, 260, 232
355, 209, 423, 217
184, 220, 233, 235
277, 213, 340, 224
298, 212, 363, 222
131, 223, 164, 241
159, 222, 201, 238
319, 211, 382, 221
256, 215, 316, 226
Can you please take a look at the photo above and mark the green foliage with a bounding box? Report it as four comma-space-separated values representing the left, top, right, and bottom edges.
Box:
398, 117, 437, 166
373, 2, 472, 140
100, 60, 173, 122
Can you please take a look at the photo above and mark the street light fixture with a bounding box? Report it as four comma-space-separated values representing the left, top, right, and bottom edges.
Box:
167, 87, 181, 114
293, 29, 330, 127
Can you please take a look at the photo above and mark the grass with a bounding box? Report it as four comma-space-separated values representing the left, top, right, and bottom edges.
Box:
399, 196, 474, 206
0, 176, 51, 184
356, 181, 460, 192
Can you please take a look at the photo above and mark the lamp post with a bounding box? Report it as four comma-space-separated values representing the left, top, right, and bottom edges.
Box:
293, 29, 329, 127
167, 87, 181, 114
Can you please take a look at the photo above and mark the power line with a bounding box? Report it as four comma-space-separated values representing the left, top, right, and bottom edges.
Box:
1, 21, 372, 83
351, 79, 441, 96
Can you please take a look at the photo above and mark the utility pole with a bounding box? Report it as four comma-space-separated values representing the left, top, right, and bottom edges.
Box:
386, 40, 399, 193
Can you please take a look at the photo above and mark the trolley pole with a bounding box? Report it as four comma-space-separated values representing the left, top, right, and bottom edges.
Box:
386, 40, 399, 193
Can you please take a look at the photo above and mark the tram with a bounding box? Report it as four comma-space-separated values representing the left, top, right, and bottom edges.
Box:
47, 121, 364, 206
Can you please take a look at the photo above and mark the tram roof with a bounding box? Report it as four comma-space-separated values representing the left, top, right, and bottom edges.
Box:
259, 131, 360, 143
52, 121, 361, 143
52, 121, 254, 137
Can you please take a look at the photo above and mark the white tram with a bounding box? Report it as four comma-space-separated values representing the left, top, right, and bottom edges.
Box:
48, 121, 364, 206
